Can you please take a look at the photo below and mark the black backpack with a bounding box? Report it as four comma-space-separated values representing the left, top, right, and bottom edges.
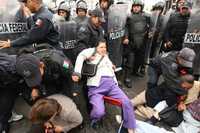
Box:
33, 46, 73, 80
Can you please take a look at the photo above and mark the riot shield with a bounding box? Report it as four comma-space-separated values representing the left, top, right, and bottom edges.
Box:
183, 0, 200, 45
183, 0, 200, 77
107, 4, 128, 69
0, 0, 28, 54
58, 20, 77, 62
0, 0, 28, 40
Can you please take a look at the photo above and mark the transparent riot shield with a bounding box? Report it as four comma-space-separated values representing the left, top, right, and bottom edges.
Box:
184, 0, 200, 46
58, 20, 77, 61
0, 0, 28, 54
107, 3, 128, 69
183, 0, 200, 78
107, 4, 128, 40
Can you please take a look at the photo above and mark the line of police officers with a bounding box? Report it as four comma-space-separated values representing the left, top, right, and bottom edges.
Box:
0, 0, 198, 132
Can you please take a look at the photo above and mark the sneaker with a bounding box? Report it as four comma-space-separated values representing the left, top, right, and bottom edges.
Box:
8, 111, 23, 123
115, 115, 122, 124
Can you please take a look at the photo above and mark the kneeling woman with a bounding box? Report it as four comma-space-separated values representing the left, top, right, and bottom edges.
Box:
72, 39, 136, 133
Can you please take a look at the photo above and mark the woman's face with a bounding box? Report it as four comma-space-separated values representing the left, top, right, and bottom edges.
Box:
96, 42, 107, 55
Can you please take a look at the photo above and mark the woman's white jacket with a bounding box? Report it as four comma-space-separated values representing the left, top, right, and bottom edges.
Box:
74, 48, 117, 87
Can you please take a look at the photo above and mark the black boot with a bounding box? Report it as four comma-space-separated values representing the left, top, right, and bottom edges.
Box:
135, 66, 145, 77
145, 116, 158, 125
124, 71, 132, 88
124, 78, 132, 88
90, 120, 102, 129
140, 65, 146, 75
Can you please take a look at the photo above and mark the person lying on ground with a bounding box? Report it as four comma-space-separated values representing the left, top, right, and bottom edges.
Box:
131, 74, 194, 125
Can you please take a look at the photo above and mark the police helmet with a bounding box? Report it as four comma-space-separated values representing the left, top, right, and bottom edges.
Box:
132, 0, 144, 10
176, 0, 185, 10
76, 0, 88, 10
58, 1, 71, 13
132, 0, 144, 9
152, 1, 165, 11
181, 1, 192, 9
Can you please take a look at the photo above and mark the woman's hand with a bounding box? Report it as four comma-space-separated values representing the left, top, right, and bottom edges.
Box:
123, 38, 129, 45
178, 102, 186, 111
31, 88, 39, 101
54, 125, 64, 133
72, 75, 80, 82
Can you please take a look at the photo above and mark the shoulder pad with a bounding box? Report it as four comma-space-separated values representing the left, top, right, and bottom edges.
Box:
78, 26, 87, 32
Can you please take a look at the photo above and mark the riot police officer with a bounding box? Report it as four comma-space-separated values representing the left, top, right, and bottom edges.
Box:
0, 0, 59, 49
53, 1, 78, 64
0, 53, 43, 132
99, 0, 114, 37
99, 0, 128, 86
163, 1, 191, 52
149, 1, 165, 58
53, 1, 71, 22
18, 47, 74, 102
123, 0, 152, 88
74, 0, 88, 26
75, 8, 105, 55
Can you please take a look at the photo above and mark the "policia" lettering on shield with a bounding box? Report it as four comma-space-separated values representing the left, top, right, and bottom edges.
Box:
109, 29, 125, 40
0, 22, 27, 34
184, 33, 200, 44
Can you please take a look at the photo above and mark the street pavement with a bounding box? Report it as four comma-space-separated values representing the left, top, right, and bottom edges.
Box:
10, 75, 147, 133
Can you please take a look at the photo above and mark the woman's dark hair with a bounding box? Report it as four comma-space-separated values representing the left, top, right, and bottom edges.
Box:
95, 38, 107, 47
29, 98, 62, 124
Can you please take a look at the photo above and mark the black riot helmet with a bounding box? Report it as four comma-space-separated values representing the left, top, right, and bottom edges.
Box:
76, 0, 87, 13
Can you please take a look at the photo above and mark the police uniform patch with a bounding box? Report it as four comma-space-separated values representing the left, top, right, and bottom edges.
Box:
79, 26, 86, 32
35, 19, 43, 27
161, 52, 169, 58
63, 60, 69, 70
